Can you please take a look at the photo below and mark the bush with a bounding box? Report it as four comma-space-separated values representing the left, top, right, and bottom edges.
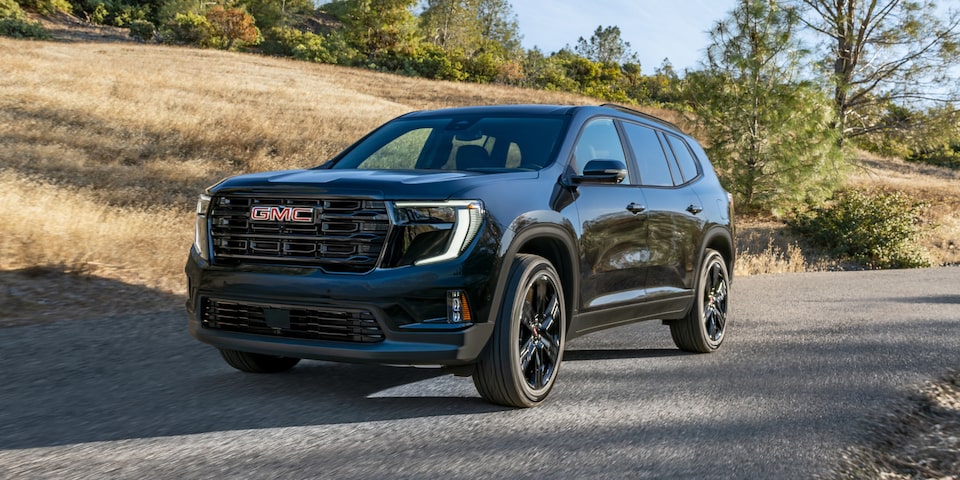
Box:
789, 190, 931, 269
402, 44, 467, 81
18, 0, 70, 15
127, 19, 154, 42
87, 2, 107, 24
1, 0, 26, 19
112, 4, 149, 27
909, 142, 960, 169
263, 26, 333, 62
161, 12, 213, 47
0, 17, 50, 38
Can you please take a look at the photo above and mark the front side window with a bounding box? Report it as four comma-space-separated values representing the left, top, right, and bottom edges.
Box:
573, 118, 629, 183
330, 116, 566, 172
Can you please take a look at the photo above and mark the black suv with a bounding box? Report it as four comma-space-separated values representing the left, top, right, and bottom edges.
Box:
187, 104, 734, 407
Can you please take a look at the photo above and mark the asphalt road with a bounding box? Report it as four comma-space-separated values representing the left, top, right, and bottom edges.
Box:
1, 267, 959, 479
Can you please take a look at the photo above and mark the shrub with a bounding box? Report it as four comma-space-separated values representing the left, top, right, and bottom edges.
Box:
402, 44, 467, 81
112, 4, 149, 27
127, 19, 154, 42
0, 17, 50, 38
262, 26, 335, 63
86, 2, 107, 24
1, 0, 26, 19
18, 0, 70, 15
161, 12, 213, 47
909, 142, 960, 170
789, 190, 931, 269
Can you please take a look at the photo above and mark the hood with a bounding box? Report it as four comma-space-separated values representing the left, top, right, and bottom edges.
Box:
208, 168, 538, 200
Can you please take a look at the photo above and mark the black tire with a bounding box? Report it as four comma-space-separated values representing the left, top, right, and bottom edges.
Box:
219, 349, 301, 373
473, 254, 566, 408
670, 249, 730, 353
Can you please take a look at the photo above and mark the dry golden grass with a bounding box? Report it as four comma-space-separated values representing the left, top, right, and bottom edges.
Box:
0, 170, 190, 292
0, 38, 594, 292
1, 38, 957, 295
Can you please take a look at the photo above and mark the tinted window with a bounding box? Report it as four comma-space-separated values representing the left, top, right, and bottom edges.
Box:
665, 134, 700, 183
331, 116, 565, 172
573, 119, 629, 183
623, 122, 674, 186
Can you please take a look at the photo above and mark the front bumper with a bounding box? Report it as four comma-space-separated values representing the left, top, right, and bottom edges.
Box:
185, 251, 496, 366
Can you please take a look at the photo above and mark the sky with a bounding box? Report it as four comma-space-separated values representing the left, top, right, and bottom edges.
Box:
511, 0, 739, 73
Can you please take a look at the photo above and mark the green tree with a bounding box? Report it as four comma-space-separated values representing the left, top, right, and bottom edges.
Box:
793, 0, 960, 146
419, 0, 481, 53
418, 0, 522, 82
241, 0, 314, 31
476, 0, 521, 56
686, 0, 843, 213
336, 0, 419, 63
574, 25, 636, 65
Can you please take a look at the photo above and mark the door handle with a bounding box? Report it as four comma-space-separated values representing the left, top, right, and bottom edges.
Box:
626, 202, 646, 214
686, 204, 703, 214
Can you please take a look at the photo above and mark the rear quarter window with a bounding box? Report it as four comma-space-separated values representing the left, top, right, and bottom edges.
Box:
665, 134, 701, 183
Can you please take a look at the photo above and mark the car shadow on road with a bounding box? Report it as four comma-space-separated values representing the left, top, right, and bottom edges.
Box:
564, 348, 692, 361
0, 302, 512, 450
897, 295, 960, 304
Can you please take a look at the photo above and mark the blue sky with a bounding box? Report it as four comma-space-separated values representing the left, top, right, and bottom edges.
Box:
511, 0, 739, 72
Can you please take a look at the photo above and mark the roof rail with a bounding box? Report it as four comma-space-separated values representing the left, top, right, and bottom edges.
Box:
599, 103, 681, 131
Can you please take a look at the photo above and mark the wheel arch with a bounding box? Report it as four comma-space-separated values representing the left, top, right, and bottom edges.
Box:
700, 225, 735, 282
489, 224, 580, 330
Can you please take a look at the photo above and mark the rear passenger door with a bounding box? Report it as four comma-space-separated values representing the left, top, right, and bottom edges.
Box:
621, 122, 706, 297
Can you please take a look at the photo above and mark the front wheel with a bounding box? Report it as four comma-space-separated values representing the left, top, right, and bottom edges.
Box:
219, 349, 301, 373
473, 254, 566, 408
670, 249, 730, 353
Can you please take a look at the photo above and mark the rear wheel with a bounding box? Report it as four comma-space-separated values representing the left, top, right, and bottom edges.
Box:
473, 254, 566, 408
670, 249, 729, 353
219, 349, 301, 373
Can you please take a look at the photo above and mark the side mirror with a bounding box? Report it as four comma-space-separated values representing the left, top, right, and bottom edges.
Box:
574, 159, 628, 184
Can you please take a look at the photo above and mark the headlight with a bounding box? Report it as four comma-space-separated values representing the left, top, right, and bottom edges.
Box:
194, 194, 212, 260
391, 200, 484, 266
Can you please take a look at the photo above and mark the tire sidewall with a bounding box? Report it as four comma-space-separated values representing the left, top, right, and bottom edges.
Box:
503, 257, 566, 404
696, 249, 728, 351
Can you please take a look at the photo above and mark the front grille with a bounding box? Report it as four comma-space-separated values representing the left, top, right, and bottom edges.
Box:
208, 195, 389, 273
202, 299, 385, 343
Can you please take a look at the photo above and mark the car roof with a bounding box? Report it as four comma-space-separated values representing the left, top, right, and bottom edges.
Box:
399, 104, 577, 118
398, 104, 683, 134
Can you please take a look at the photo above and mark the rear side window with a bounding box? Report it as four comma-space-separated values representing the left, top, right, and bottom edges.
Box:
622, 122, 674, 187
665, 134, 701, 183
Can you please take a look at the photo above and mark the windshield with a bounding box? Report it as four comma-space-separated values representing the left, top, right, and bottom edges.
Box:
329, 115, 567, 172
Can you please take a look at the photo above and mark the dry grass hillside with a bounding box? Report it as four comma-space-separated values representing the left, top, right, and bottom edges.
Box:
1, 37, 957, 301
0, 38, 600, 295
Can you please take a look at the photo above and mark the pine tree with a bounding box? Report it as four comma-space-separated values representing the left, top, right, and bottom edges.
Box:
686, 0, 844, 213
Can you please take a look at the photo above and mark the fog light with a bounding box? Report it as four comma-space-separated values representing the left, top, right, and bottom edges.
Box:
447, 290, 473, 323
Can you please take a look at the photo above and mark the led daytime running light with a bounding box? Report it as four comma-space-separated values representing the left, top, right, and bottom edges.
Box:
393, 200, 484, 265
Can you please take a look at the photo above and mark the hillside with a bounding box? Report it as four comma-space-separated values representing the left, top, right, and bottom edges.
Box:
1, 37, 958, 301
